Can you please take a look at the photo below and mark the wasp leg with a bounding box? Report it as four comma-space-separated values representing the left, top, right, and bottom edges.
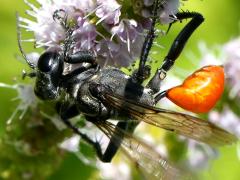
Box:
61, 66, 90, 80
62, 117, 105, 162
60, 65, 100, 85
61, 51, 99, 83
87, 117, 139, 163
134, 0, 161, 84
154, 90, 167, 103
147, 12, 204, 94
98, 121, 126, 162
88, 83, 140, 162
88, 117, 135, 163
65, 50, 97, 66
56, 102, 105, 162
22, 70, 37, 79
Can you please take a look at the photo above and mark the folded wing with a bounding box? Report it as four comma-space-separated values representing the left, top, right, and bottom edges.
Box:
104, 93, 238, 146
94, 120, 185, 179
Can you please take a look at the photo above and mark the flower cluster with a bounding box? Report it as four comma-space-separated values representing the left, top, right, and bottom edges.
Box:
20, 0, 180, 67
209, 108, 240, 138
223, 38, 240, 99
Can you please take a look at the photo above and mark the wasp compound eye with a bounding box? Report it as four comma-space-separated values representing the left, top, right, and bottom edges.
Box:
37, 51, 58, 72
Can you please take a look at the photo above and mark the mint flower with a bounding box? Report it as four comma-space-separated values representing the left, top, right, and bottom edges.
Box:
137, 0, 180, 23
0, 83, 38, 124
95, 0, 121, 25
20, 0, 180, 67
209, 108, 240, 138
223, 38, 240, 98
73, 16, 97, 50
187, 140, 217, 170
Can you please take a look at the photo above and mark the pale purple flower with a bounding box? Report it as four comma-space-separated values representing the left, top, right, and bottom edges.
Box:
20, 0, 182, 68
113, 37, 145, 66
96, 0, 121, 25
223, 38, 240, 98
209, 107, 240, 138
96, 36, 144, 67
66, 0, 96, 13
111, 19, 139, 42
21, 0, 81, 48
144, 0, 154, 6
96, 39, 120, 66
224, 38, 240, 59
73, 17, 97, 51
60, 135, 80, 152
19, 0, 128, 67
159, 0, 180, 24
111, 19, 143, 52
187, 140, 218, 170
141, 0, 180, 23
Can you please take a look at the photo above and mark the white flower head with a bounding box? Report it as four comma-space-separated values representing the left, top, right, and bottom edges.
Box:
60, 135, 80, 153
0, 83, 38, 124
97, 161, 131, 180
198, 42, 225, 67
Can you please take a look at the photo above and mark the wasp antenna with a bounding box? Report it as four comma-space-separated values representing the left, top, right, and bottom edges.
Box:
53, 9, 74, 59
16, 12, 36, 69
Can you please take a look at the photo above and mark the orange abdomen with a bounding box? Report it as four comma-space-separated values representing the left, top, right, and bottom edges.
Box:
166, 65, 225, 113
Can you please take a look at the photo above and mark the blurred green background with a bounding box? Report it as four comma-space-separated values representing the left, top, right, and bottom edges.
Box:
0, 0, 240, 179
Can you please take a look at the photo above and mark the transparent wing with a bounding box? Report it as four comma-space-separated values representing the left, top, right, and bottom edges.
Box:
104, 93, 238, 146
94, 120, 186, 180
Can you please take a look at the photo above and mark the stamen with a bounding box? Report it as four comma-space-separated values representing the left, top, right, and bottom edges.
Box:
96, 14, 109, 25
83, 4, 104, 20
96, 31, 107, 40
25, 10, 37, 18
24, 0, 38, 12
6, 107, 19, 125
19, 107, 28, 120
126, 29, 131, 53
21, 39, 35, 42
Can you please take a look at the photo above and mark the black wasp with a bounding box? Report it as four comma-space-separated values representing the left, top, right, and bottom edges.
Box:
16, 0, 237, 179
